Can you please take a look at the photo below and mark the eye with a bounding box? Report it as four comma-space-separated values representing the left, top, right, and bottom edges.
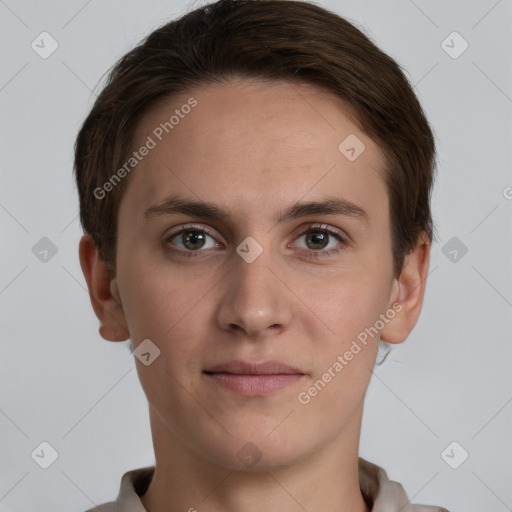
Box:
292, 223, 346, 256
166, 224, 219, 254
164, 222, 347, 259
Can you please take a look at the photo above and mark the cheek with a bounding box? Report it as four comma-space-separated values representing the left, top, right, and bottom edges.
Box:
117, 252, 202, 339
117, 261, 214, 390
296, 280, 385, 424
315, 265, 392, 341
117, 267, 208, 407
302, 262, 391, 400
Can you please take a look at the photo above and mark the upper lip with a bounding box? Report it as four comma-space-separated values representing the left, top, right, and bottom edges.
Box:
204, 360, 304, 375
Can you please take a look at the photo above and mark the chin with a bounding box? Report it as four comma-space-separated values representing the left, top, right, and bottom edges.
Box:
195, 427, 309, 472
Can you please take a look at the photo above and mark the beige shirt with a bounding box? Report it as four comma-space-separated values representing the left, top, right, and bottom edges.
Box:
85, 457, 449, 512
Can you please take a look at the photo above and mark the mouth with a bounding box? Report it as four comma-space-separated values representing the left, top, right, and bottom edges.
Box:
203, 360, 306, 396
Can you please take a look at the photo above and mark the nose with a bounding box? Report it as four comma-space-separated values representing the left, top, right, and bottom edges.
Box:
216, 243, 293, 339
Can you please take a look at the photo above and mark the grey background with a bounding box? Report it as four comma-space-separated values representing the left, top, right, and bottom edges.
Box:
1, 0, 511, 511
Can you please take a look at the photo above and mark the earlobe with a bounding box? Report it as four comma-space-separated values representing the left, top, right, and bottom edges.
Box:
380, 235, 431, 344
78, 235, 130, 342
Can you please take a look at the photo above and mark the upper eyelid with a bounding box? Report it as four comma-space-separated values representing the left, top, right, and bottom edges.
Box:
290, 223, 346, 244
166, 223, 218, 240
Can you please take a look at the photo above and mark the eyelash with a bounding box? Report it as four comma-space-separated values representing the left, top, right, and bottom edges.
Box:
164, 223, 347, 259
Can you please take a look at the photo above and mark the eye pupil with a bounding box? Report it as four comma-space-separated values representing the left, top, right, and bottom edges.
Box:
307, 231, 328, 250
171, 227, 338, 255
183, 231, 205, 250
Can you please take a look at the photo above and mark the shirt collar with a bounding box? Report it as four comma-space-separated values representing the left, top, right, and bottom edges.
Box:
111, 457, 448, 511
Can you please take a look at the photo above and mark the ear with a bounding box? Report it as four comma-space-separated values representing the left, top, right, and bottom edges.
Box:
78, 234, 130, 342
380, 234, 431, 344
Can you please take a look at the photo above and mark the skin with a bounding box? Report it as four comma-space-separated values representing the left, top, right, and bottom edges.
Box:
79, 77, 430, 512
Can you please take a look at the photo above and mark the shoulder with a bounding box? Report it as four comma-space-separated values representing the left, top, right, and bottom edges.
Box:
81, 466, 155, 512
358, 457, 450, 512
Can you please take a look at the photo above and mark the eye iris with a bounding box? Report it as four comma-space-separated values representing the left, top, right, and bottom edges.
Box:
307, 231, 328, 250
177, 230, 332, 251
183, 231, 205, 250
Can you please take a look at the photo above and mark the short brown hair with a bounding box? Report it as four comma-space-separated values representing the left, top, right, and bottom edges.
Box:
74, 0, 436, 276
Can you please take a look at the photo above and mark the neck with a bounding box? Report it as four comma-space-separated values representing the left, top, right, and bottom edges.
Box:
140, 407, 370, 512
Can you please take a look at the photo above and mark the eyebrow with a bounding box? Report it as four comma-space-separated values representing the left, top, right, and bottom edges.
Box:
144, 194, 369, 225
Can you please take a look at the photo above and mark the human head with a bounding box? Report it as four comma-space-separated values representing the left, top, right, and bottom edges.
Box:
74, 0, 436, 278
75, 0, 435, 483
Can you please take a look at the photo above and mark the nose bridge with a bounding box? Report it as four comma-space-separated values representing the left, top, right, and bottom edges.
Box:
236, 246, 274, 296
217, 237, 292, 336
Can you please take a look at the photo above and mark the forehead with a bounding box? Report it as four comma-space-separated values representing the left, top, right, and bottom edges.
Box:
122, 77, 388, 228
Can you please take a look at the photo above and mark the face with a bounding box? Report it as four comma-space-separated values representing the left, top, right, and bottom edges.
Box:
113, 77, 400, 470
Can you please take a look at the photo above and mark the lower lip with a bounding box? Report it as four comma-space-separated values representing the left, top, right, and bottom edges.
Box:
204, 372, 304, 396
